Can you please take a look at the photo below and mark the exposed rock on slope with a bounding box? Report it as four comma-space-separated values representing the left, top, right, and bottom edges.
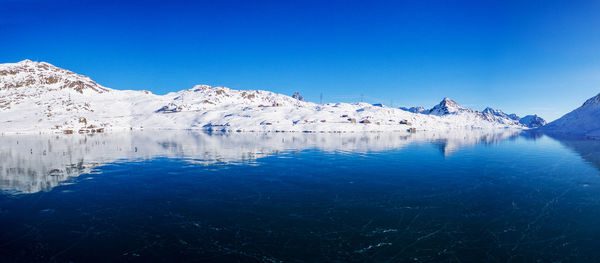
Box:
0, 59, 109, 94
292, 92, 305, 101
400, 106, 427, 114
0, 60, 159, 133
0, 60, 532, 134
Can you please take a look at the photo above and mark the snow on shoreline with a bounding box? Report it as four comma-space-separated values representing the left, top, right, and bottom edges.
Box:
1, 60, 529, 134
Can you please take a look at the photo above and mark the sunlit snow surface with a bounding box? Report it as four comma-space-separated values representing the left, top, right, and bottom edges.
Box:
2, 131, 600, 262
542, 93, 600, 138
0, 60, 529, 134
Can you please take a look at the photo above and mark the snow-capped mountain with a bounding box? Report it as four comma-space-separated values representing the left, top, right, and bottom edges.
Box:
541, 93, 600, 138
507, 113, 520, 121
400, 106, 427, 114
482, 107, 510, 119
428, 98, 474, 116
481, 108, 548, 128
399, 100, 545, 129
519, 115, 546, 128
0, 60, 533, 134
0, 60, 164, 133
481, 107, 520, 125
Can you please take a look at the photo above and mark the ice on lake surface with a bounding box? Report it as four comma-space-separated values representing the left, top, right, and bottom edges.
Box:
1, 130, 600, 262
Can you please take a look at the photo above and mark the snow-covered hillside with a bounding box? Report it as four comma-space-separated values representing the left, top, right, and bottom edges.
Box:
0, 60, 534, 134
0, 60, 163, 133
541, 93, 600, 138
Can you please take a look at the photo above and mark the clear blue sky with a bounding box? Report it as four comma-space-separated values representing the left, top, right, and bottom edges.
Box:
2, 0, 599, 120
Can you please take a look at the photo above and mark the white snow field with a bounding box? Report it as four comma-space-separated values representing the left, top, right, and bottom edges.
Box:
541, 93, 600, 138
1, 60, 534, 134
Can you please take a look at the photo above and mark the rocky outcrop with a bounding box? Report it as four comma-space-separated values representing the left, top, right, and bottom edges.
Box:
400, 106, 426, 114
292, 92, 305, 101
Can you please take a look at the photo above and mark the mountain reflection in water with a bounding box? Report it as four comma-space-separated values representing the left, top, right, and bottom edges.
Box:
0, 130, 522, 194
2, 130, 600, 262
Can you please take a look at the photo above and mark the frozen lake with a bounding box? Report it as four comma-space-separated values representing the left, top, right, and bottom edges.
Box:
1, 131, 600, 262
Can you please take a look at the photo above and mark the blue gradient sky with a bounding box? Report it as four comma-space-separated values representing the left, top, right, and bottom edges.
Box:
2, 0, 599, 120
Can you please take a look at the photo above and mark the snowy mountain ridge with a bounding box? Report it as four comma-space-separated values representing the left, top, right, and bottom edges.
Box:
400, 101, 543, 128
519, 115, 547, 128
1, 60, 536, 134
399, 106, 427, 114
583, 93, 600, 106
428, 98, 471, 116
541, 93, 600, 138
481, 107, 521, 126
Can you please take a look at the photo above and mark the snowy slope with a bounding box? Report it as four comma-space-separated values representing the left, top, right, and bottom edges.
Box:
1, 60, 530, 134
0, 60, 167, 133
541, 93, 600, 138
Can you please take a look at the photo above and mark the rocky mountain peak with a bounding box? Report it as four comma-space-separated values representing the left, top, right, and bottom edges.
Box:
428, 97, 465, 116
582, 93, 600, 107
441, 97, 458, 105
0, 60, 110, 94
542, 92, 600, 137
18, 59, 34, 64
292, 92, 305, 101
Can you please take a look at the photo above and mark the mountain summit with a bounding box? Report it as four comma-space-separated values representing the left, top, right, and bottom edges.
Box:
542, 93, 600, 138
1, 59, 110, 94
428, 98, 468, 116
583, 93, 600, 106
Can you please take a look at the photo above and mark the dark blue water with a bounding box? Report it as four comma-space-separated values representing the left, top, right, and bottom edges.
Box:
1, 131, 600, 262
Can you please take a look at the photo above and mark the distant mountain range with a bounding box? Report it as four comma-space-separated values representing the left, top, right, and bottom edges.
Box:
0, 60, 548, 134
400, 98, 546, 128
